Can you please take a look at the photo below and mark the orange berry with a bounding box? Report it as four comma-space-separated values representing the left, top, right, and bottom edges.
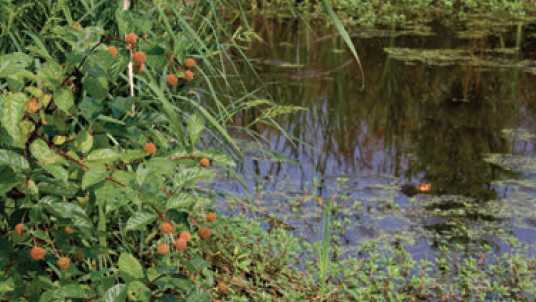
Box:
206, 213, 216, 223
197, 227, 211, 240
166, 74, 178, 86
73, 22, 81, 30
65, 226, 75, 235
200, 158, 210, 168
143, 142, 156, 155
15, 223, 24, 235
57, 257, 71, 271
174, 238, 187, 252
73, 251, 85, 262
133, 62, 144, 73
108, 45, 118, 58
217, 281, 227, 294
125, 33, 137, 44
184, 70, 194, 81
133, 51, 146, 64
30, 246, 45, 261
185, 58, 196, 68
25, 98, 39, 114
161, 222, 174, 234
179, 231, 191, 242
157, 243, 169, 254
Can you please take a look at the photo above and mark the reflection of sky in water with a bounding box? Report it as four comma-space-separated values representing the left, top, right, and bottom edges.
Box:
209, 20, 536, 259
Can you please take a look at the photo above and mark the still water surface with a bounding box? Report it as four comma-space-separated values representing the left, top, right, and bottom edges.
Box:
215, 18, 536, 258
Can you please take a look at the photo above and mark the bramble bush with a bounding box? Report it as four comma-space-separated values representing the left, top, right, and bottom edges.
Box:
0, 9, 239, 302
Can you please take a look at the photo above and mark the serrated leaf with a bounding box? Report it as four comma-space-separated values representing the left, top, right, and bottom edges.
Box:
1, 92, 26, 141
118, 253, 144, 283
102, 284, 127, 302
0, 53, 31, 78
41, 196, 93, 237
166, 193, 195, 210
0, 149, 29, 170
173, 167, 211, 188
54, 87, 74, 113
185, 285, 211, 302
188, 113, 204, 146
125, 212, 157, 232
82, 163, 108, 190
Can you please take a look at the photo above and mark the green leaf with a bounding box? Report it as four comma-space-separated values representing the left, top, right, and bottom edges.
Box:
53, 284, 88, 298
0, 53, 31, 78
41, 196, 93, 237
166, 193, 195, 210
102, 284, 127, 302
185, 285, 211, 302
125, 212, 157, 232
41, 165, 69, 186
0, 92, 26, 142
0, 149, 29, 170
118, 253, 144, 283
87, 149, 119, 163
82, 77, 108, 101
82, 163, 108, 190
195, 150, 235, 168
75, 131, 94, 154
38, 181, 79, 198
173, 167, 211, 188
188, 256, 211, 272
188, 113, 204, 147
30, 139, 65, 165
54, 87, 74, 114
0, 276, 15, 293
0, 167, 21, 195
128, 281, 151, 301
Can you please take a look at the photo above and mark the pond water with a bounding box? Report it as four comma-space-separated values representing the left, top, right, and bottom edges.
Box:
214, 17, 536, 259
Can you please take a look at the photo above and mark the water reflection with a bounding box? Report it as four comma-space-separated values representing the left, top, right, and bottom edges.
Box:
217, 17, 536, 256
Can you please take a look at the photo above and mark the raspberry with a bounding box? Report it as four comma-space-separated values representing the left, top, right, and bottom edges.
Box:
133, 52, 146, 64
125, 33, 137, 44
174, 238, 187, 252
185, 58, 196, 68
166, 74, 178, 86
157, 243, 169, 254
143, 143, 156, 155
65, 226, 75, 235
57, 257, 71, 271
161, 222, 174, 234
200, 158, 210, 168
15, 223, 24, 235
217, 281, 227, 294
108, 46, 118, 58
179, 231, 191, 242
197, 227, 211, 240
184, 70, 194, 81
73, 251, 85, 262
133, 62, 144, 73
30, 246, 45, 261
25, 98, 39, 114
206, 213, 216, 222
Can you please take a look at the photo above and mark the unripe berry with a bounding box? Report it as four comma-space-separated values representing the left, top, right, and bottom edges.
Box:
185, 58, 196, 68
184, 70, 194, 81
206, 213, 216, 222
200, 158, 210, 168
73, 251, 85, 262
161, 222, 174, 234
65, 226, 75, 235
179, 231, 191, 242
133, 62, 144, 73
157, 243, 169, 254
217, 281, 227, 294
108, 45, 118, 58
65, 78, 73, 86
57, 257, 71, 271
25, 98, 39, 114
143, 142, 156, 155
30, 246, 45, 261
125, 33, 137, 44
166, 74, 178, 86
197, 227, 211, 240
15, 223, 24, 235
174, 238, 187, 252
133, 52, 146, 64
